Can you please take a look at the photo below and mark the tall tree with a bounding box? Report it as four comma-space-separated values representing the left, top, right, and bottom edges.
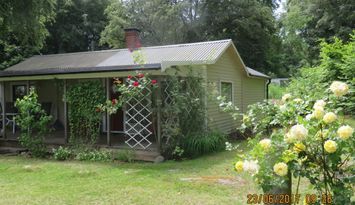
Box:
281, 0, 355, 64
0, 0, 56, 69
201, 0, 277, 74
42, 0, 110, 54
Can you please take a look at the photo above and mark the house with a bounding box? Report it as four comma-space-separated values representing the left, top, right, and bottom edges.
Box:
271, 78, 289, 86
0, 28, 269, 160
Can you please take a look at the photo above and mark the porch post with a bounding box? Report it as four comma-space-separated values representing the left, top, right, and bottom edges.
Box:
63, 79, 68, 143
26, 80, 30, 94
106, 78, 111, 146
1, 82, 6, 139
156, 78, 162, 153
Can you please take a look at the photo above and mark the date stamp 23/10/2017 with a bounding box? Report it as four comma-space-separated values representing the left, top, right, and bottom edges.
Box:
246, 193, 333, 204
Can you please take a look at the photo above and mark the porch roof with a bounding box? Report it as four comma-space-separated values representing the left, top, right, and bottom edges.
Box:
0, 39, 270, 79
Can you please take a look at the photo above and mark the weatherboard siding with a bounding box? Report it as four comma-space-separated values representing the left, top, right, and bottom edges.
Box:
242, 77, 266, 112
206, 47, 243, 133
206, 47, 266, 133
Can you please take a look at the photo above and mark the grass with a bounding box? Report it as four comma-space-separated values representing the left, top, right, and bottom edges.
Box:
0, 141, 262, 205
0, 137, 335, 205
268, 83, 287, 99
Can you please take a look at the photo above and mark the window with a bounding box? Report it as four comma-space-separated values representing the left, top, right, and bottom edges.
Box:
220, 82, 233, 102
12, 84, 36, 102
12, 85, 26, 102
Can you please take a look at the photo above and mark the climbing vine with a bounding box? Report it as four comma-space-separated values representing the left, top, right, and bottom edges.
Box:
65, 80, 105, 147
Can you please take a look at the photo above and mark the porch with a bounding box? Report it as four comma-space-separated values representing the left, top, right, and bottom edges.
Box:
0, 77, 163, 160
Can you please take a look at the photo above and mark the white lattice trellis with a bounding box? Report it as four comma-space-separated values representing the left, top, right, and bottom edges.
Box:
124, 79, 153, 149
161, 80, 180, 144
160, 77, 205, 144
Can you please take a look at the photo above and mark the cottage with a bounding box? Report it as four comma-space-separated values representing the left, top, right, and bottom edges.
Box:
0, 29, 269, 160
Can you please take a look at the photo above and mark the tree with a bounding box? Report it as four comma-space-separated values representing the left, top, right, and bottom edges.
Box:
281, 0, 355, 64
42, 0, 110, 54
0, 0, 56, 69
201, 0, 278, 74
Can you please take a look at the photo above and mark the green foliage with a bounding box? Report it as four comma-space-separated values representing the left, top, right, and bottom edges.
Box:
0, 0, 56, 69
232, 82, 354, 204
160, 69, 207, 158
65, 80, 105, 147
53, 146, 72, 161
171, 146, 184, 160
15, 89, 52, 157
280, 0, 355, 64
101, 0, 281, 75
99, 0, 129, 48
43, 0, 110, 53
114, 150, 135, 162
180, 131, 227, 158
75, 150, 112, 162
202, 0, 277, 74
268, 83, 286, 99
287, 34, 355, 114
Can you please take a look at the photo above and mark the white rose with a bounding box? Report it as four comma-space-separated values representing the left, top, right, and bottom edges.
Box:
243, 160, 259, 175
290, 124, 308, 141
330, 81, 349, 97
337, 125, 354, 140
313, 100, 326, 109
323, 112, 337, 124
282, 93, 292, 102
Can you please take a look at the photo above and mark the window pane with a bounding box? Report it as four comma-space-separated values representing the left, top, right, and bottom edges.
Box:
13, 85, 26, 101
221, 82, 232, 102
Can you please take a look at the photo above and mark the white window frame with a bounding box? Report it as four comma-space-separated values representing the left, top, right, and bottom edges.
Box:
219, 80, 234, 103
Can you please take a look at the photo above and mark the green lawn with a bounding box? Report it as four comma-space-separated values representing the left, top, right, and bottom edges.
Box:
0, 142, 263, 205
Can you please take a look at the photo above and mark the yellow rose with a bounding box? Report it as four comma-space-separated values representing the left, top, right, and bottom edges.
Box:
330, 81, 349, 97
235, 161, 244, 172
337, 125, 354, 140
290, 124, 308, 141
324, 140, 337, 153
313, 106, 324, 119
293, 142, 306, 153
323, 112, 337, 124
282, 93, 292, 102
273, 162, 288, 177
259, 139, 271, 150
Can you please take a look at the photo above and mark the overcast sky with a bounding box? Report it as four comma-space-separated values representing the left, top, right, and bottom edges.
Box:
274, 0, 286, 18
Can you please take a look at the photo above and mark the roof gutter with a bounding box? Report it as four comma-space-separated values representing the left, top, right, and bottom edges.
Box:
266, 78, 271, 100
0, 63, 161, 78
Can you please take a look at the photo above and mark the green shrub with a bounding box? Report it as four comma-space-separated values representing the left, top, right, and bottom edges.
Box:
15, 88, 52, 158
268, 83, 286, 99
181, 131, 227, 158
52, 146, 72, 160
115, 150, 135, 162
287, 34, 355, 114
75, 150, 112, 162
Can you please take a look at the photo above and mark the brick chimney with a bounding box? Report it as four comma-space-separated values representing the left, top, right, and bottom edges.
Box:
124, 28, 141, 52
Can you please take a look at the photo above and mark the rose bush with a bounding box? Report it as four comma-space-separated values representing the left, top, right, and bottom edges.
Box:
97, 72, 158, 114
222, 81, 354, 204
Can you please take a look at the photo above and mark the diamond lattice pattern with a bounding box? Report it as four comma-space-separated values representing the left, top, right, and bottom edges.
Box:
124, 78, 153, 149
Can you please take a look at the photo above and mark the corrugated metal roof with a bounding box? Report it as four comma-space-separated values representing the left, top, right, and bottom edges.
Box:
2, 39, 269, 78
246, 67, 270, 78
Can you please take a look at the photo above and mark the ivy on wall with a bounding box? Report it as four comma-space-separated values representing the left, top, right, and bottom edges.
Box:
65, 80, 105, 146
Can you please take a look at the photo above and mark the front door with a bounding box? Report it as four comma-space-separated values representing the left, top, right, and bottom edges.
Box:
110, 78, 124, 132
